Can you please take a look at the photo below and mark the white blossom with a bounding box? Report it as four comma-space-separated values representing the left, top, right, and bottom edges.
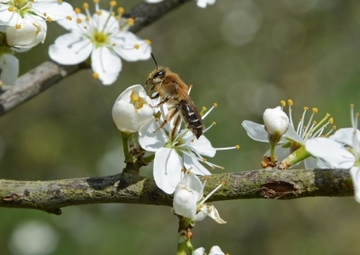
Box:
112, 84, 154, 133
263, 106, 289, 136
48, 2, 151, 85
5, 19, 46, 48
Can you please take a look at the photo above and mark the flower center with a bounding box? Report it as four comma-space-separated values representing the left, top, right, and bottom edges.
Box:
8, 0, 31, 16
92, 30, 109, 46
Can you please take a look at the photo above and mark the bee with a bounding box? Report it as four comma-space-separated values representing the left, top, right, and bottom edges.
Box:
145, 54, 204, 139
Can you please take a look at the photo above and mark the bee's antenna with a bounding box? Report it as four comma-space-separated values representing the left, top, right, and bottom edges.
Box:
151, 53, 158, 69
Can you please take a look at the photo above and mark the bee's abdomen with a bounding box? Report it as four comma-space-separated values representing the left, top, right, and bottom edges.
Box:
179, 100, 203, 139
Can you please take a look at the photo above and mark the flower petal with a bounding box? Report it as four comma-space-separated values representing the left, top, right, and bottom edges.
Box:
48, 33, 92, 64
193, 204, 226, 224
350, 166, 360, 203
190, 135, 216, 157
183, 153, 211, 176
138, 119, 168, 152
305, 138, 355, 169
241, 120, 268, 142
91, 47, 122, 85
209, 246, 225, 255
0, 54, 19, 85
153, 148, 183, 194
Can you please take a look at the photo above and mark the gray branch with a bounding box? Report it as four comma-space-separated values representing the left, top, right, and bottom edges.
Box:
0, 169, 353, 215
0, 0, 191, 116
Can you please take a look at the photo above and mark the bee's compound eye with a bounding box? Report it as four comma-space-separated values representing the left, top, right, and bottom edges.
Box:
153, 70, 165, 79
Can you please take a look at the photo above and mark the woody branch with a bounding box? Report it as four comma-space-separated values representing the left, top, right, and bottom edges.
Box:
0, 169, 352, 215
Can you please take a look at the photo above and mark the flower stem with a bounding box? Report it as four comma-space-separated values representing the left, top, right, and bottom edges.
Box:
121, 131, 132, 161
278, 146, 310, 169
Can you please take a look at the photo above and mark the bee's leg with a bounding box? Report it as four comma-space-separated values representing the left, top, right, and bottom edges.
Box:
151, 94, 172, 108
153, 105, 180, 133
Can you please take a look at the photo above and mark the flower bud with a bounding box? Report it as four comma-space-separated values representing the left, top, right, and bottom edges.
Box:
263, 106, 289, 136
6, 20, 46, 48
112, 84, 154, 133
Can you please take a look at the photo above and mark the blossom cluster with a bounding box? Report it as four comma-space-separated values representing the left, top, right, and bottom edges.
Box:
0, 0, 73, 85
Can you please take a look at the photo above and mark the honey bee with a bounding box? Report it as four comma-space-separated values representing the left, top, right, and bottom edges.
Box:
145, 54, 204, 139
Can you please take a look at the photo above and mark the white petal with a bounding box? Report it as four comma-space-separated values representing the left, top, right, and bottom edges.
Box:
91, 47, 121, 85
241, 120, 268, 142
153, 148, 183, 194
31, 1, 74, 21
209, 246, 225, 255
48, 33, 92, 64
305, 138, 355, 169
183, 153, 211, 176
112, 31, 152, 61
190, 135, 216, 157
182, 172, 204, 200
350, 166, 360, 203
6, 20, 46, 48
283, 125, 303, 144
192, 247, 205, 255
330, 128, 355, 146
138, 119, 168, 152
193, 204, 226, 224
173, 183, 197, 219
0, 54, 19, 85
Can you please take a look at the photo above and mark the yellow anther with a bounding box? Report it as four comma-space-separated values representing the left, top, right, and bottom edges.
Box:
312, 107, 318, 114
43, 12, 47, 16
76, 18, 82, 24
211, 166, 216, 170
221, 181, 226, 185
351, 103, 354, 108
134, 44, 139, 49
93, 0, 100, 3
287, 99, 293, 106
15, 24, 21, 29
110, 1, 116, 7
57, 0, 63, 2
75, 8, 81, 14
280, 100, 286, 107
214, 102, 218, 107
328, 117, 334, 124
83, 2, 89, 9
145, 39, 151, 45
66, 16, 72, 21
8, 6, 14, 12
92, 72, 99, 79
85, 16, 90, 21
127, 18, 134, 26
212, 121, 216, 125
96, 10, 102, 15
303, 106, 308, 111
203, 158, 207, 162
235, 145, 240, 149
221, 166, 225, 170
46, 17, 52, 22
356, 112, 360, 117
312, 120, 317, 125
332, 125, 336, 130
115, 7, 123, 15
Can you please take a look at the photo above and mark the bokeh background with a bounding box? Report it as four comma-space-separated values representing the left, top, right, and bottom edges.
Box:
1, 0, 360, 254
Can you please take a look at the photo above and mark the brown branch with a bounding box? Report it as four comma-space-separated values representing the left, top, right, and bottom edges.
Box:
0, 169, 353, 215
0, 0, 191, 117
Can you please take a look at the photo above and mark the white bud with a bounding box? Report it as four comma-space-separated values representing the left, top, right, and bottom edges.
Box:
263, 106, 289, 136
6, 20, 46, 48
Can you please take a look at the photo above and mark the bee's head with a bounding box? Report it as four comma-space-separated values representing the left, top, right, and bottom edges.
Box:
146, 68, 166, 86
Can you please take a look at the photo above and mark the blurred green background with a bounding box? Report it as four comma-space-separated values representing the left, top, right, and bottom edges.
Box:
1, 0, 360, 254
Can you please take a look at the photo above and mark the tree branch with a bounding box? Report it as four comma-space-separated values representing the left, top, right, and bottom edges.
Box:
0, 0, 191, 117
0, 169, 353, 215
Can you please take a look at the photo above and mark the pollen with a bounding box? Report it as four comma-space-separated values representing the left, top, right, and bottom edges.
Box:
76, 18, 82, 24
312, 107, 318, 114
134, 44, 140, 49
110, 1, 116, 7
93, 0, 100, 3
83, 2, 89, 9
211, 166, 216, 170
92, 72, 99, 79
85, 16, 90, 21
287, 99, 293, 106
212, 121, 216, 125
58, 0, 63, 2
214, 102, 218, 107
220, 166, 225, 170
127, 18, 134, 26
75, 8, 81, 14
221, 180, 226, 185
235, 145, 240, 149
118, 7, 124, 14
43, 12, 47, 16
15, 24, 21, 29
329, 117, 334, 125
145, 39, 151, 45
96, 10, 102, 15
303, 106, 308, 111
8, 6, 14, 12
280, 100, 286, 107
66, 16, 72, 20
46, 17, 53, 22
